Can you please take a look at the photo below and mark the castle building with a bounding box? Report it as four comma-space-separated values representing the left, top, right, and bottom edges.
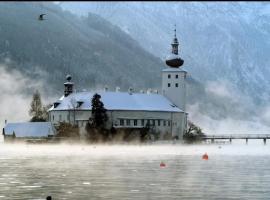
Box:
48, 28, 188, 139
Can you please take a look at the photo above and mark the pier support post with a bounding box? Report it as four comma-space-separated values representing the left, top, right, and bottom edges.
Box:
264, 138, 266, 145
211, 138, 214, 144
229, 138, 232, 144
246, 138, 248, 145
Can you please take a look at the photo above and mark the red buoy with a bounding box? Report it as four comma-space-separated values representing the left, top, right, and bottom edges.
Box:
160, 162, 166, 168
202, 153, 208, 160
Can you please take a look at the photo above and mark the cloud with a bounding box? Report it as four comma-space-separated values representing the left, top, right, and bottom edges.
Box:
205, 80, 232, 98
187, 80, 270, 135
205, 79, 254, 106
187, 103, 270, 135
0, 64, 55, 132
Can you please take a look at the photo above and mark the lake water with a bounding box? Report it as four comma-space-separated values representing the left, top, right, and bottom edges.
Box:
0, 142, 270, 200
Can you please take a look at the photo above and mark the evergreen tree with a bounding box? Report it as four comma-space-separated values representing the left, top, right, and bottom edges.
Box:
29, 90, 46, 122
91, 93, 108, 128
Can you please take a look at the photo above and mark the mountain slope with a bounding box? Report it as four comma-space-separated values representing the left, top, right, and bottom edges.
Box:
0, 2, 164, 97
59, 2, 270, 131
60, 2, 270, 105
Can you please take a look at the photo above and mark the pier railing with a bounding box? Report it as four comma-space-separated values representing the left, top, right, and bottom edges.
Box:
202, 134, 270, 144
202, 134, 270, 140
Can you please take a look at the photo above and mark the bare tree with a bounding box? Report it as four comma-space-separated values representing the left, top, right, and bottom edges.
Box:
29, 90, 46, 122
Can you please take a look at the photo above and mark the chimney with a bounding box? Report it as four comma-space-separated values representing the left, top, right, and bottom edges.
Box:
115, 87, 120, 92
128, 87, 133, 95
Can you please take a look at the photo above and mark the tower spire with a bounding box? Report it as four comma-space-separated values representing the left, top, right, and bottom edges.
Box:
171, 24, 179, 55
174, 24, 176, 38
165, 25, 184, 68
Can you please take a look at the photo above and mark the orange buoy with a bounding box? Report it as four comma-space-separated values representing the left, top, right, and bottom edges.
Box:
202, 153, 208, 160
160, 162, 166, 168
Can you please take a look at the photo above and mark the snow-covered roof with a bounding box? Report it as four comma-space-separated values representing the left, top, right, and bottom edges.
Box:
4, 122, 56, 138
162, 68, 187, 73
49, 91, 184, 113
166, 53, 181, 60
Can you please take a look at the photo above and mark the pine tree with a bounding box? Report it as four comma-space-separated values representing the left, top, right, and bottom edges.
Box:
29, 90, 46, 122
91, 93, 108, 128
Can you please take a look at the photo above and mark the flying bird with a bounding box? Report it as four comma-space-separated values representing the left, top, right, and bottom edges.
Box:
38, 14, 46, 21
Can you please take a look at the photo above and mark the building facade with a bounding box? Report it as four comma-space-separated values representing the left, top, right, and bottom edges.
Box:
3, 122, 56, 141
48, 28, 188, 139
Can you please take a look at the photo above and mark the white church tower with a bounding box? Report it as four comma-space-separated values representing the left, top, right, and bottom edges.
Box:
162, 26, 187, 111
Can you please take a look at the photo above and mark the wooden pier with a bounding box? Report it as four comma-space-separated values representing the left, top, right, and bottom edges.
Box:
202, 134, 270, 145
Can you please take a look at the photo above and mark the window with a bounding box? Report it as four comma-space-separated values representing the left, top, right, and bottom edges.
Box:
175, 83, 178, 87
158, 120, 160, 126
168, 74, 171, 79
168, 120, 171, 126
120, 119, 124, 126
175, 74, 178, 79
134, 119, 137, 126
52, 115, 54, 121
168, 83, 171, 87
147, 119, 150, 126
59, 115, 62, 121
163, 120, 166, 126
152, 120, 155, 126
126, 119, 130, 126
141, 119, 144, 126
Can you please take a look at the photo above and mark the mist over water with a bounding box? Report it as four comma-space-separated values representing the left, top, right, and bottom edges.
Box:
1, 142, 270, 156
1, 143, 270, 199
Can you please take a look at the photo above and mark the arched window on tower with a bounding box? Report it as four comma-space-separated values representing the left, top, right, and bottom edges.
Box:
168, 74, 171, 79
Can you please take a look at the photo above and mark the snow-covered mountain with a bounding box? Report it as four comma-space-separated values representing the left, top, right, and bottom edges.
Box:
60, 2, 270, 103
60, 2, 270, 133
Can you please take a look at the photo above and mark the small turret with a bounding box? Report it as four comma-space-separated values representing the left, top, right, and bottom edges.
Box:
64, 74, 74, 97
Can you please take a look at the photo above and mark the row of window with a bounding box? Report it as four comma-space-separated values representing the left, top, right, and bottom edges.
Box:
51, 115, 174, 128
119, 119, 172, 127
168, 83, 178, 88
52, 114, 70, 122
168, 74, 178, 79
